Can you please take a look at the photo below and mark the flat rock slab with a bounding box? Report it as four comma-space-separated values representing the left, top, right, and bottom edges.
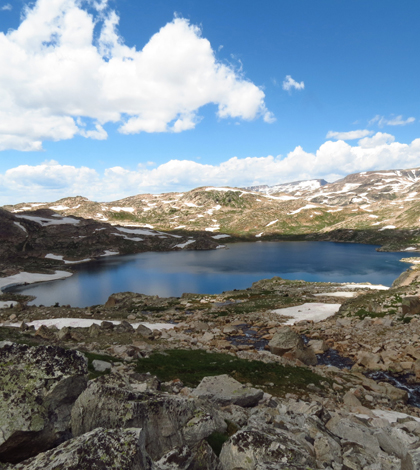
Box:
13, 427, 152, 470
272, 303, 341, 325
191, 374, 263, 407
0, 344, 88, 463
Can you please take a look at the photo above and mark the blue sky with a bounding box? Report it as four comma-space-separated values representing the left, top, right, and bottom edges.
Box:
0, 0, 419, 203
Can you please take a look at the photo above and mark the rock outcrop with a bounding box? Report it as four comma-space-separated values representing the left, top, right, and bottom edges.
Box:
0, 344, 87, 463
13, 427, 152, 470
71, 372, 227, 460
191, 375, 263, 407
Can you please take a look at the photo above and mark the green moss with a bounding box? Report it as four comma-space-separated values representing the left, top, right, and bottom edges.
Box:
135, 349, 327, 397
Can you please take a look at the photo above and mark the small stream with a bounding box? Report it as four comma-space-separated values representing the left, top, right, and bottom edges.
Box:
228, 329, 420, 408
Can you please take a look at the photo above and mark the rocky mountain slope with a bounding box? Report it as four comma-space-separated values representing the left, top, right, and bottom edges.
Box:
3, 272, 420, 468
4, 166, 420, 252
0, 207, 220, 277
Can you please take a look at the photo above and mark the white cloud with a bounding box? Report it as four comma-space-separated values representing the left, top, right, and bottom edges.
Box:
282, 75, 304, 92
369, 115, 415, 127
1, 4, 12, 11
358, 132, 395, 148
326, 129, 372, 140
2, 133, 420, 204
0, 0, 272, 151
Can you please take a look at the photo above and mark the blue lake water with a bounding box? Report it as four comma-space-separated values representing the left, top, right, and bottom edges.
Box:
10, 241, 415, 307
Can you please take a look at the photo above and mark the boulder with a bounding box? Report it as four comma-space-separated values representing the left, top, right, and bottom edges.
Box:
402, 296, 420, 316
0, 344, 88, 464
115, 320, 134, 333
268, 327, 303, 355
136, 324, 153, 339
268, 328, 317, 365
71, 374, 226, 460
88, 323, 101, 338
219, 426, 316, 470
56, 326, 71, 341
307, 339, 328, 354
155, 441, 220, 470
402, 448, 420, 470
92, 360, 112, 372
191, 375, 263, 407
13, 427, 152, 470
34, 325, 55, 340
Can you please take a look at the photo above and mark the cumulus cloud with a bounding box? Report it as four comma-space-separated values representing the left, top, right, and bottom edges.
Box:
326, 130, 373, 140
0, 0, 272, 151
282, 75, 304, 92
369, 115, 416, 127
358, 132, 395, 149
2, 133, 420, 204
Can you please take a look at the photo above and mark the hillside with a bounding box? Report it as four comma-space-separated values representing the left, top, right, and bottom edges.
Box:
4, 166, 420, 253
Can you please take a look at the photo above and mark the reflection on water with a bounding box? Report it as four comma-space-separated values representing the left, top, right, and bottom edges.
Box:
10, 241, 415, 307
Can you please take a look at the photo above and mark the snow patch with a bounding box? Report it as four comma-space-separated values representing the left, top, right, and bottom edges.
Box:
273, 303, 341, 325
212, 234, 231, 239
50, 205, 70, 211
266, 219, 278, 227
289, 204, 319, 215
342, 284, 389, 290
13, 221, 27, 233
8, 318, 174, 331
111, 207, 135, 213
15, 214, 80, 226
379, 225, 396, 231
174, 240, 196, 249
0, 271, 73, 291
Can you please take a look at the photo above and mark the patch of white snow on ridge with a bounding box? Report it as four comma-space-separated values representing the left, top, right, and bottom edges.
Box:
113, 233, 143, 242
15, 215, 80, 226
14, 222, 27, 233
255, 232, 264, 238
50, 205, 69, 211
45, 254, 64, 261
212, 234, 231, 239
45, 254, 91, 264
101, 250, 119, 257
273, 303, 341, 325
379, 225, 396, 231
327, 209, 343, 213
205, 225, 220, 232
115, 225, 182, 238
342, 284, 389, 290
216, 245, 226, 249
8, 318, 174, 331
111, 207, 135, 213
289, 205, 319, 215
184, 202, 199, 207
266, 219, 278, 227
405, 247, 417, 251
174, 240, 196, 249
174, 225, 186, 229
0, 271, 72, 291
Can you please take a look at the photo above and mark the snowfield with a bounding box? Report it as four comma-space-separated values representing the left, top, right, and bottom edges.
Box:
7, 318, 175, 331
0, 271, 73, 291
273, 303, 341, 325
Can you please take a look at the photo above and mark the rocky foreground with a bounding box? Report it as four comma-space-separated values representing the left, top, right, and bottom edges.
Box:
3, 271, 420, 468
